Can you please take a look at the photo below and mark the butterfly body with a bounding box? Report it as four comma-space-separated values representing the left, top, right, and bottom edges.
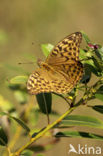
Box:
27, 32, 84, 95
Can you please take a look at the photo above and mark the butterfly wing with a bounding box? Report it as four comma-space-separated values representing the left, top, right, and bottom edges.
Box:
45, 32, 82, 65
27, 61, 83, 95
45, 32, 83, 82
27, 32, 83, 95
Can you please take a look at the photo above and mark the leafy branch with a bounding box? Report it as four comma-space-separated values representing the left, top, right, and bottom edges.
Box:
0, 32, 103, 156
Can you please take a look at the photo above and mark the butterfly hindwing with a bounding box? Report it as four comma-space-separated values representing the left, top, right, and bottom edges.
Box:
27, 62, 83, 94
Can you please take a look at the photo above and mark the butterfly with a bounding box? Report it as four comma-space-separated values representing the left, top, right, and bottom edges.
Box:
27, 32, 84, 95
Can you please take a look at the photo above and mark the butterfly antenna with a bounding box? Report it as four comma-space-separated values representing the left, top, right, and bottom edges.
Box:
43, 93, 50, 125
18, 61, 35, 65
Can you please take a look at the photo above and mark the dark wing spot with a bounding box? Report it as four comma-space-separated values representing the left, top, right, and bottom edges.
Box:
68, 36, 73, 40
75, 43, 78, 46
73, 69, 76, 73
68, 52, 72, 55
73, 47, 76, 51
53, 49, 58, 53
73, 38, 76, 42
68, 43, 71, 46
58, 46, 62, 51
65, 56, 69, 61
69, 47, 72, 50
73, 52, 76, 56
42, 83, 46, 86
64, 47, 67, 52
62, 41, 68, 44
71, 73, 74, 77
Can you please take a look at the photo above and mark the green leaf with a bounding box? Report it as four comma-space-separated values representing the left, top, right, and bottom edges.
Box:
86, 64, 101, 76
0, 95, 13, 111
11, 116, 30, 133
27, 144, 45, 152
92, 57, 103, 73
22, 150, 34, 156
55, 131, 103, 140
97, 47, 103, 61
0, 127, 8, 146
91, 105, 103, 114
10, 75, 28, 85
7, 83, 22, 90
41, 44, 54, 57
94, 49, 103, 61
95, 94, 103, 102
31, 127, 46, 138
97, 85, 103, 94
61, 115, 103, 129
37, 154, 45, 156
81, 31, 91, 44
79, 49, 87, 60
0, 112, 30, 133
81, 63, 100, 78
0, 112, 8, 116
81, 64, 91, 83
36, 93, 52, 114
14, 90, 28, 104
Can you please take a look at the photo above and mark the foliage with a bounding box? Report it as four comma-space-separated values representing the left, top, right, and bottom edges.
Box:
0, 32, 103, 156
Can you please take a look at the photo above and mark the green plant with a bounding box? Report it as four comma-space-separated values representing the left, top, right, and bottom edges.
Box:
0, 32, 103, 156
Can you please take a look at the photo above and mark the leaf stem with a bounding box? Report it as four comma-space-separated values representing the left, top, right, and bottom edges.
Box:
12, 107, 75, 155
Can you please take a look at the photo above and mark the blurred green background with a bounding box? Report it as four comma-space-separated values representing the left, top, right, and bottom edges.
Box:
0, 0, 103, 156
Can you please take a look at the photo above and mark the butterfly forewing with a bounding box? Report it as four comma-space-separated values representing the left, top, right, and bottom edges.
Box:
27, 32, 83, 95
45, 32, 82, 65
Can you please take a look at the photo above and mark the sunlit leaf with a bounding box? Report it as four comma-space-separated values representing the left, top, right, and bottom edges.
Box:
10, 75, 28, 85
81, 31, 91, 44
37, 154, 45, 156
0, 95, 13, 110
95, 94, 103, 102
79, 49, 87, 60
97, 46, 103, 61
41, 44, 54, 57
14, 90, 28, 104
22, 150, 34, 156
61, 115, 103, 129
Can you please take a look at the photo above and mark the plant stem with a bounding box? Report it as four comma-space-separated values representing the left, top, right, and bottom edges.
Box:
10, 77, 103, 156
12, 107, 75, 156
